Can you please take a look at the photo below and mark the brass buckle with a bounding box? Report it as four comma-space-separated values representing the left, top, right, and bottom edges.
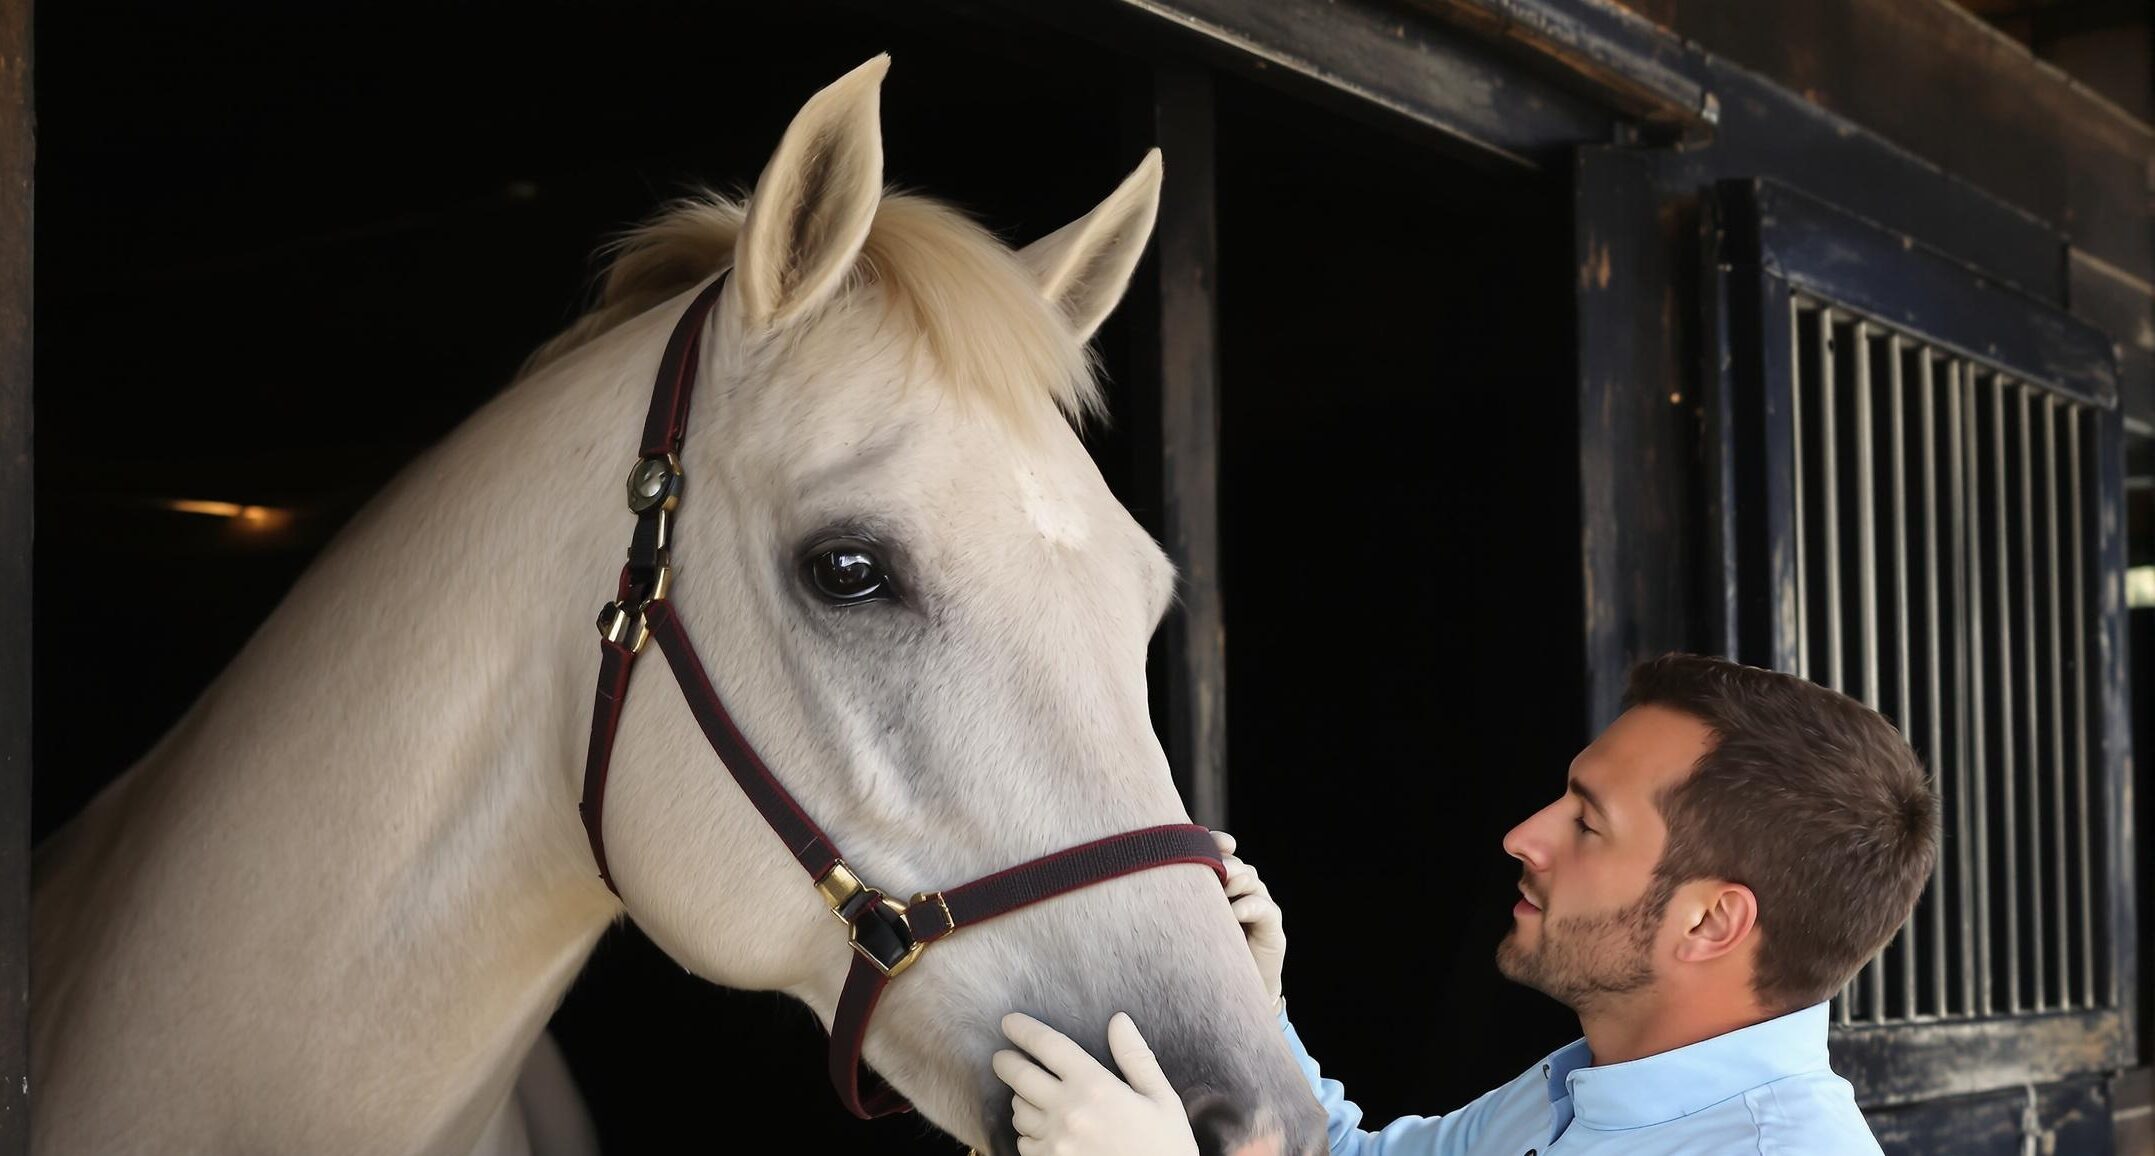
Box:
596, 600, 647, 653
816, 860, 930, 979
594, 548, 673, 655
849, 893, 926, 979
596, 598, 656, 654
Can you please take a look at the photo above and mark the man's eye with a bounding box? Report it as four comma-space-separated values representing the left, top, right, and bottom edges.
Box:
1573, 817, 1596, 836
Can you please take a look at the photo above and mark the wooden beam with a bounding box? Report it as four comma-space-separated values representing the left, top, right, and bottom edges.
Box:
1408, 0, 1717, 137
988, 0, 1618, 171
0, 0, 29, 1147
1830, 1009, 2128, 1105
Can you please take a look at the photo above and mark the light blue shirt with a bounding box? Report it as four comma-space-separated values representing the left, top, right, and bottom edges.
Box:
1281, 1002, 1882, 1154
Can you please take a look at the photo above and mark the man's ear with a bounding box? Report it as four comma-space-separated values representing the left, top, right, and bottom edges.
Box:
1673, 881, 1758, 965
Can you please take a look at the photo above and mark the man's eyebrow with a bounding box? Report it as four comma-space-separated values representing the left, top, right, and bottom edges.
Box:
1568, 777, 1607, 818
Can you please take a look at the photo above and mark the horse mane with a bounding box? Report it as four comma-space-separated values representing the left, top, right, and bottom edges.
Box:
521, 189, 1103, 426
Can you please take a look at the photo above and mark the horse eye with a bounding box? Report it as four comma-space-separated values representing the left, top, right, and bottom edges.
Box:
804, 545, 894, 604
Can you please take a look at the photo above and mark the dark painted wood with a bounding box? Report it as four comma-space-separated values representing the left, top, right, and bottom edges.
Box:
1830, 1011, 2127, 1109
2070, 248, 2155, 434
1574, 144, 1698, 731
2094, 406, 2139, 1066
1390, 1, 2084, 302
1610, 0, 2153, 279
2113, 1068, 2153, 1156
989, 0, 1617, 171
1739, 179, 2117, 409
1702, 187, 1800, 673
1410, 0, 1714, 136
1128, 64, 1227, 830
0, 0, 26, 1146
1864, 1075, 2113, 1156
1655, 55, 2066, 311
1610, 0, 2155, 426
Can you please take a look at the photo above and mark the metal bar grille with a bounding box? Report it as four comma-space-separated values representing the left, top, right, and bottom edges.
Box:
1791, 297, 2108, 1023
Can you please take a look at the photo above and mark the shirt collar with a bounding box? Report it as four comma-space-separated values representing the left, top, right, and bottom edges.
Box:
1540, 1037, 1593, 1141
1557, 1003, 1833, 1129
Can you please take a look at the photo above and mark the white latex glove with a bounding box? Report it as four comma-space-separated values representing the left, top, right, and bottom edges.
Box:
993, 1012, 1197, 1156
1213, 830, 1286, 1014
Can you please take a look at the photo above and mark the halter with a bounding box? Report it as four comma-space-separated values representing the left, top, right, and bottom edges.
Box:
577, 272, 1226, 1118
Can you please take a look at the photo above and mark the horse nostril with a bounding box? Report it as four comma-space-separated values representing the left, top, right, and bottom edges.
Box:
1185, 1090, 1319, 1156
1186, 1091, 1285, 1156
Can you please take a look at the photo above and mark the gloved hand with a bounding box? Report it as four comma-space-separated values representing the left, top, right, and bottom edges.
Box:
993, 1012, 1197, 1156
1213, 830, 1286, 1014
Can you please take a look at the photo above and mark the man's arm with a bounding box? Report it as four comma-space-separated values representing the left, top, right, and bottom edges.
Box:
1277, 1003, 1491, 1156
1230, 834, 1488, 1156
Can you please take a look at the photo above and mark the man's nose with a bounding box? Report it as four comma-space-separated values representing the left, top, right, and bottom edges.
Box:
1501, 815, 1540, 867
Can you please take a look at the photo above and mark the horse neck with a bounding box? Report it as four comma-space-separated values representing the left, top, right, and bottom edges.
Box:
35, 300, 692, 1147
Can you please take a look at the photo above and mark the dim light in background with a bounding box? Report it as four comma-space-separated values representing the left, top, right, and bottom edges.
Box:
162, 498, 295, 533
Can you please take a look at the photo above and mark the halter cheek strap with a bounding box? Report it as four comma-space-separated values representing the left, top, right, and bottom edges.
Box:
576, 272, 1226, 1119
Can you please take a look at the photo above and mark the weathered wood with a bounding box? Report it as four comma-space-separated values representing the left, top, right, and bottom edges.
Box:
1152, 66, 1227, 829
1129, 64, 1227, 830
1701, 186, 1800, 674
1610, 0, 2154, 278
1737, 179, 2118, 410
2092, 403, 2138, 1064
1405, 0, 2153, 426
1830, 1011, 2127, 1107
1000, 0, 1617, 170
0, 0, 27, 1146
1655, 54, 2066, 310
1864, 1074, 2114, 1156
2070, 246, 2155, 432
1574, 145, 1696, 731
2113, 1067, 2154, 1156
1407, 0, 1714, 136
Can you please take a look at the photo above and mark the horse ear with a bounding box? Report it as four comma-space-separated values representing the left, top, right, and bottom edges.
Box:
1018, 149, 1163, 343
734, 55, 889, 332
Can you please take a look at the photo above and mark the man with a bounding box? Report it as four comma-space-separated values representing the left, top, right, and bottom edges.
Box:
992, 653, 1938, 1154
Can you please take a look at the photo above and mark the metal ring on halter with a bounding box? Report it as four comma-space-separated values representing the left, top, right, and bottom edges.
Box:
816, 859, 953, 979
626, 452, 683, 514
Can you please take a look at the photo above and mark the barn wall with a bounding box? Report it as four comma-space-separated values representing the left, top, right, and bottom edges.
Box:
1608, 0, 2155, 428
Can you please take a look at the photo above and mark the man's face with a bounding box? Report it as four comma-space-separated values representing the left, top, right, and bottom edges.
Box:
1495, 704, 1715, 1010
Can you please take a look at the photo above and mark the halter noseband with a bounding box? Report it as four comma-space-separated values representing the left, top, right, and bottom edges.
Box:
576, 272, 1226, 1118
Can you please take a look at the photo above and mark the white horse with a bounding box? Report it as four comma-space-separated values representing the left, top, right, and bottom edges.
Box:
31, 56, 1322, 1156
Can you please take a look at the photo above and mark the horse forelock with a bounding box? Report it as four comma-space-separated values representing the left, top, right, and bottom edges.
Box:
521, 188, 1103, 434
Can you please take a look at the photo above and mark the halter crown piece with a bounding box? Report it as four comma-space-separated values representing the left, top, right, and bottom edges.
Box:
577, 271, 1227, 1118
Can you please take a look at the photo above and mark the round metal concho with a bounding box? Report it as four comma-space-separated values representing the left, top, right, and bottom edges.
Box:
626, 455, 681, 514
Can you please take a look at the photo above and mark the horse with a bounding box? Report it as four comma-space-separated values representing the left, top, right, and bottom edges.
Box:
30, 55, 1324, 1156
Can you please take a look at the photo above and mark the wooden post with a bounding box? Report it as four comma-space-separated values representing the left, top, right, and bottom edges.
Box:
0, 0, 31, 1148
1574, 146, 1694, 731
1129, 64, 1226, 829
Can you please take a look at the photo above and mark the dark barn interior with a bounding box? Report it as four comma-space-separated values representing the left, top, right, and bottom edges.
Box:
32, 1, 1581, 1150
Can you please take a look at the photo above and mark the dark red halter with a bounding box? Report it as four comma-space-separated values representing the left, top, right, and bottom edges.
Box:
577, 272, 1226, 1119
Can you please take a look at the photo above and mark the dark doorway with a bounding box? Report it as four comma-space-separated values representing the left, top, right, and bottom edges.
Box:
1213, 75, 1585, 1119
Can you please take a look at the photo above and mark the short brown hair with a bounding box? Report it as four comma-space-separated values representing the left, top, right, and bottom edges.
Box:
1623, 653, 1939, 1012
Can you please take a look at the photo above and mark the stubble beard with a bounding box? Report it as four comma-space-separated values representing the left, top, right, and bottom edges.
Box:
1496, 877, 1673, 1013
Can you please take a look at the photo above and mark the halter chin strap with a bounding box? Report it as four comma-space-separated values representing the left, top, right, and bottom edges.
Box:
576, 272, 1226, 1119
